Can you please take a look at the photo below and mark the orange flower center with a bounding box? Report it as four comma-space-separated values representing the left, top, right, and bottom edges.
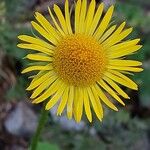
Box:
53, 34, 108, 86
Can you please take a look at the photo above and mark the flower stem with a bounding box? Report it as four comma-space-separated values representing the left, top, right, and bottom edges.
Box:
31, 102, 49, 150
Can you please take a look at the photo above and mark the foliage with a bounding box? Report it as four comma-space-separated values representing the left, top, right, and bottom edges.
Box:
0, 0, 150, 149
37, 142, 59, 150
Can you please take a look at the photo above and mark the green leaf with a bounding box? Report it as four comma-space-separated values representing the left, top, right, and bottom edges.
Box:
115, 1, 150, 36
138, 69, 150, 107
37, 142, 60, 150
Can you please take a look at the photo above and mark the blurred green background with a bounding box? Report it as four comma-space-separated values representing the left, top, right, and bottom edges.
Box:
0, 0, 150, 150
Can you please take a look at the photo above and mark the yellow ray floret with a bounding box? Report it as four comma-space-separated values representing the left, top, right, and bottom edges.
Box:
57, 86, 69, 115
67, 86, 74, 119
18, 0, 143, 123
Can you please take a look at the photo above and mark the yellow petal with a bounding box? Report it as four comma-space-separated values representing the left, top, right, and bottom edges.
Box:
30, 75, 57, 99
28, 75, 36, 79
26, 54, 53, 62
98, 80, 125, 106
99, 25, 117, 43
109, 45, 142, 58
111, 28, 133, 45
109, 60, 142, 67
86, 87, 102, 121
85, 0, 96, 34
91, 85, 104, 119
78, 0, 87, 33
105, 72, 137, 90
22, 65, 52, 74
31, 21, 58, 45
75, 87, 84, 122
105, 28, 133, 47
65, 0, 72, 34
75, 0, 81, 33
94, 84, 118, 111
103, 76, 130, 99
67, 86, 74, 119
108, 70, 138, 90
32, 79, 62, 104
57, 87, 69, 115
109, 39, 140, 52
30, 70, 45, 83
53, 4, 68, 34
119, 71, 134, 76
18, 35, 55, 50
26, 71, 53, 90
102, 22, 126, 48
88, 3, 104, 35
73, 87, 78, 122
17, 43, 53, 55
94, 5, 114, 40
83, 88, 92, 122
46, 83, 67, 110
34, 12, 61, 40
108, 65, 143, 72
48, 7, 65, 36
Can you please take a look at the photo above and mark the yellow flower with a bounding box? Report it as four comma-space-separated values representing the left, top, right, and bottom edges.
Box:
17, 0, 143, 122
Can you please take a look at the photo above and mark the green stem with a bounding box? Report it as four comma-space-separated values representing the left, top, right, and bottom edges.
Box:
31, 102, 49, 150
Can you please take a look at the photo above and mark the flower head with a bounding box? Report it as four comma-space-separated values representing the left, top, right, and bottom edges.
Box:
18, 0, 143, 122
